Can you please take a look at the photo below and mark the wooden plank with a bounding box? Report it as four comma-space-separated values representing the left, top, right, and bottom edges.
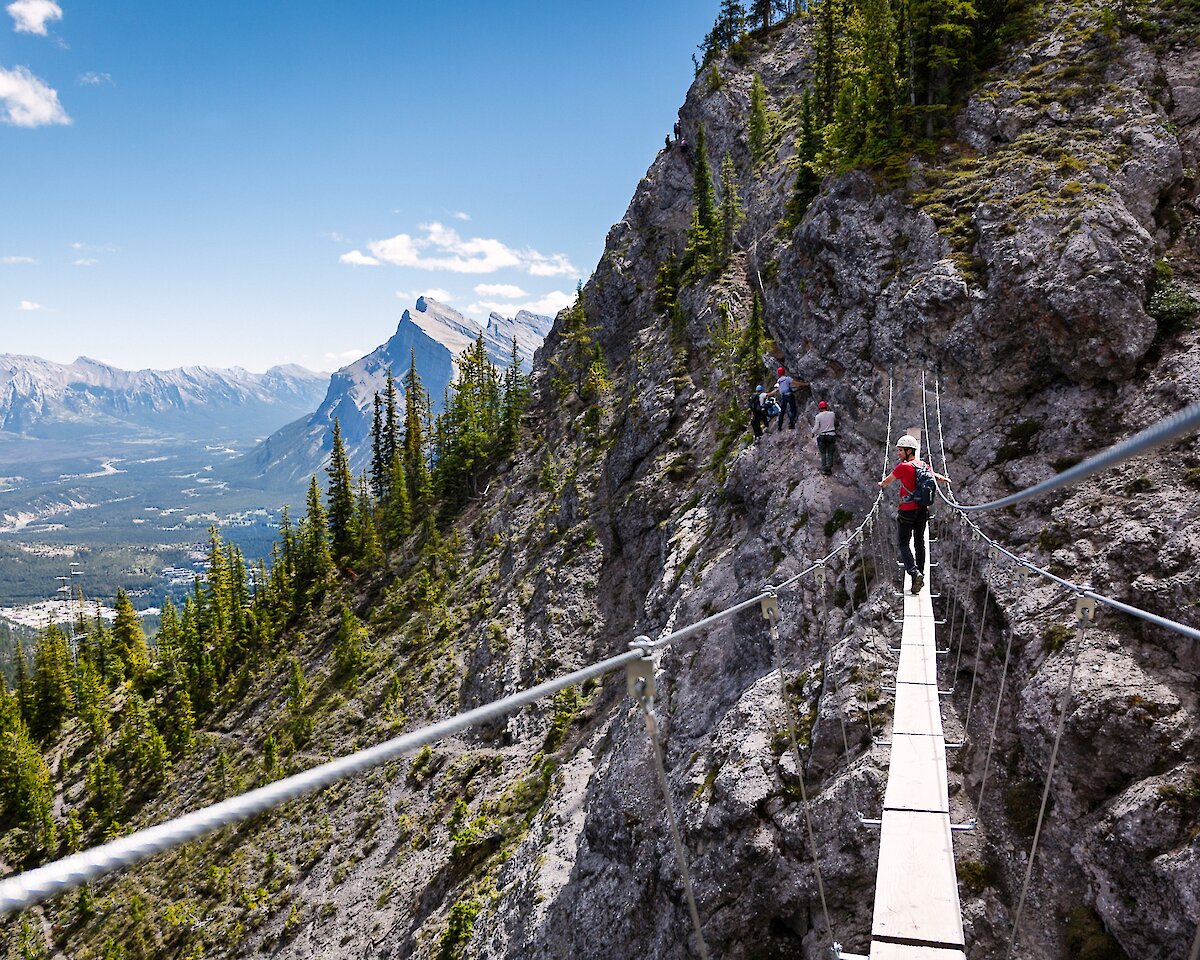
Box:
892, 682, 944, 737
871, 809, 964, 947
882, 734, 949, 813
871, 942, 966, 960
895, 640, 939, 686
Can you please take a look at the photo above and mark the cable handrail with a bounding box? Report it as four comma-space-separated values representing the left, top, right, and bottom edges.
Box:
931, 380, 1200, 643
0, 447, 893, 917
949, 397, 1200, 513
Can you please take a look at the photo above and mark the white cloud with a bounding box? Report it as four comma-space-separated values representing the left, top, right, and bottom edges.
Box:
73, 258, 98, 266
451, 211, 471, 221
70, 241, 117, 253
466, 289, 573, 318
339, 250, 380, 266
323, 349, 365, 364
474, 283, 527, 299
7, 0, 61, 35
19, 300, 45, 311
78, 72, 113, 86
395, 288, 455, 303
1, 255, 36, 264
361, 221, 577, 277
0, 65, 69, 127
523, 250, 577, 277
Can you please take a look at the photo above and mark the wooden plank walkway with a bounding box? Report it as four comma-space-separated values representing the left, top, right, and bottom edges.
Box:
867, 528, 965, 959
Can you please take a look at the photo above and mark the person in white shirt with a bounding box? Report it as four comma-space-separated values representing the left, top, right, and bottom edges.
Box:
812, 400, 836, 475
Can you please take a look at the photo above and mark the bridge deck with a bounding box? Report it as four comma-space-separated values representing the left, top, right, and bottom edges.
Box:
868, 532, 965, 959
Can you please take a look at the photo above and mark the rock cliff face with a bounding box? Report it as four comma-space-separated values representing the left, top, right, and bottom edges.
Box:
13, 4, 1197, 960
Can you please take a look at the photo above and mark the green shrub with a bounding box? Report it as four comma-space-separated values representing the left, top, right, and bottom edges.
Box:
1064, 907, 1128, 960
957, 859, 994, 896
439, 898, 481, 960
824, 509, 853, 538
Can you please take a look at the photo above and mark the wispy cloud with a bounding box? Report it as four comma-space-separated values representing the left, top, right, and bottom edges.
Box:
323, 348, 365, 364
0, 65, 69, 127
347, 222, 578, 278
79, 72, 114, 86
466, 289, 573, 318
339, 250, 380, 266
451, 211, 471, 221
73, 258, 98, 266
1, 255, 36, 264
7, 0, 61, 35
396, 288, 455, 304
474, 283, 527, 299
70, 241, 116, 253
19, 299, 46, 311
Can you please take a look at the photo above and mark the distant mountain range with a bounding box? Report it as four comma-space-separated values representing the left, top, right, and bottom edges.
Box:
0, 355, 329, 440
231, 297, 553, 488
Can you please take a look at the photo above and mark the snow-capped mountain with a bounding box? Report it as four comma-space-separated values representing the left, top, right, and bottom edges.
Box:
0, 355, 329, 439
232, 297, 553, 487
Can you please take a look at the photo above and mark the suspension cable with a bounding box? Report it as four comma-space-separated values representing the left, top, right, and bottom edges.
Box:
1005, 597, 1095, 959
629, 660, 710, 960
932, 378, 1200, 644
951, 397, 1200, 513
961, 548, 998, 736
762, 593, 838, 956
0, 647, 645, 914
976, 607, 1018, 822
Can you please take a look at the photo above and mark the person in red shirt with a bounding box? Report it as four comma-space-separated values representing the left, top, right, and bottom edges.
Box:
878, 434, 952, 594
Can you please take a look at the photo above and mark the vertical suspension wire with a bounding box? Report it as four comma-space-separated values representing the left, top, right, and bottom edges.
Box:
1190, 918, 1200, 960
974, 581, 1019, 820
632, 674, 710, 960
1005, 598, 1095, 959
952, 536, 980, 681
944, 510, 967, 661
856, 528, 877, 742
962, 548, 998, 737
763, 595, 838, 956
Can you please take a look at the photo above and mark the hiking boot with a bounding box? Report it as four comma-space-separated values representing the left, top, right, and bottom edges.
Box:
911, 573, 924, 595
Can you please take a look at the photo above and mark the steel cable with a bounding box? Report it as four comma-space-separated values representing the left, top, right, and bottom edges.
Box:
962, 550, 997, 738
635, 686, 710, 960
1005, 599, 1094, 959
764, 597, 837, 956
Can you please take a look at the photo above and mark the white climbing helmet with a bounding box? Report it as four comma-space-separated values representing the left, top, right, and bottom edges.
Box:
896, 434, 919, 450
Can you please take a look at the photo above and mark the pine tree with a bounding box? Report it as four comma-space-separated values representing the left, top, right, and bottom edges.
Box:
0, 686, 56, 848
785, 88, 822, 225
740, 294, 767, 389
370, 391, 386, 500
751, 0, 774, 30
499, 336, 529, 457
326, 418, 355, 560
29, 623, 75, 741
285, 656, 312, 748
111, 589, 150, 682
296, 476, 334, 610
383, 449, 412, 550
332, 604, 368, 683
351, 474, 383, 566
713, 0, 747, 48
402, 353, 434, 516
684, 124, 722, 277
383, 366, 400, 468
718, 152, 746, 265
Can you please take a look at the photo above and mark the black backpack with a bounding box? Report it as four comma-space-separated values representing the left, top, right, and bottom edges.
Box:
903, 460, 937, 508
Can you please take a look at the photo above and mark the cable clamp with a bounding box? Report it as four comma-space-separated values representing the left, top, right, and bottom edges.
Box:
626, 645, 656, 708
988, 546, 999, 561
971, 528, 981, 541
814, 561, 826, 588
760, 590, 780, 622
1075, 596, 1096, 628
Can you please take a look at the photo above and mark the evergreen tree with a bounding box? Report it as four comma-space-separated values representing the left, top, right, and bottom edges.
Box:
751, 0, 775, 30
785, 88, 822, 225
29, 623, 75, 741
683, 124, 722, 277
351, 474, 383, 566
402, 353, 434, 516
713, 0, 747, 48
326, 418, 355, 560
332, 603, 368, 683
0, 686, 56, 847
383, 366, 400, 467
296, 476, 334, 610
110, 589, 150, 682
718, 152, 746, 265
370, 391, 386, 500
748, 73, 773, 165
383, 449, 412, 549
285, 656, 312, 748
740, 294, 767, 389
499, 336, 529, 458
117, 692, 170, 789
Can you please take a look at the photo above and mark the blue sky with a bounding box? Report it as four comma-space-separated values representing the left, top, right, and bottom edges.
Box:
0, 1, 720, 373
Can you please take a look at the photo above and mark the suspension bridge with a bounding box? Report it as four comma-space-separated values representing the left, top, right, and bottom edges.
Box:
2, 381, 1199, 960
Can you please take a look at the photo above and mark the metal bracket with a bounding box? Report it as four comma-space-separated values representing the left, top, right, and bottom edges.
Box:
971, 528, 981, 541
815, 561, 827, 588
626, 638, 656, 707
760, 591, 780, 622
988, 547, 999, 561
951, 819, 977, 832
1075, 596, 1096, 628
858, 815, 883, 828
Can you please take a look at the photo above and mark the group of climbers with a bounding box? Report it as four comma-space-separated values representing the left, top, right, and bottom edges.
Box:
745, 361, 950, 597
748, 365, 839, 475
